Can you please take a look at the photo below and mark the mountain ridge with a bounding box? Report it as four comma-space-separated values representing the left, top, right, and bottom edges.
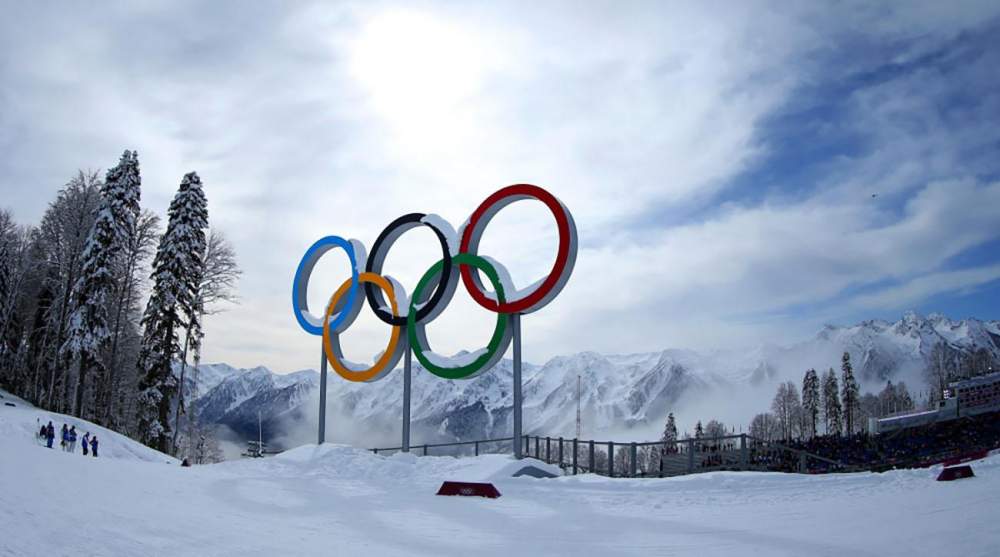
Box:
191, 312, 1000, 450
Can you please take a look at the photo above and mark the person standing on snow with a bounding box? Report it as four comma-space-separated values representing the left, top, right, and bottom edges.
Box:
82, 432, 90, 455
90, 435, 98, 458
68, 426, 77, 453
60, 424, 69, 451
45, 422, 55, 448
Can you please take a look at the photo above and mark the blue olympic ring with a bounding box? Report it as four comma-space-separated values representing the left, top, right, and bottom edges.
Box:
292, 236, 359, 336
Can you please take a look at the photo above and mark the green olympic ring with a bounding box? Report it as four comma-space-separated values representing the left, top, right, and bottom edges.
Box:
407, 253, 513, 380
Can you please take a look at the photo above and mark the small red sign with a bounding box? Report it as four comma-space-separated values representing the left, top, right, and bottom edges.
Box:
436, 481, 501, 498
937, 465, 975, 481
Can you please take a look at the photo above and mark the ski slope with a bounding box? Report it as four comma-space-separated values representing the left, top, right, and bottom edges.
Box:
1, 401, 998, 556
0, 391, 177, 464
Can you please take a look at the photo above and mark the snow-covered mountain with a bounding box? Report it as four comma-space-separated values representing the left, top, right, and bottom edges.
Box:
800, 312, 1000, 383
192, 366, 317, 442
191, 313, 1000, 449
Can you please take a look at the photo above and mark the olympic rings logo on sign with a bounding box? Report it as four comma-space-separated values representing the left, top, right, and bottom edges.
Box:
292, 184, 577, 383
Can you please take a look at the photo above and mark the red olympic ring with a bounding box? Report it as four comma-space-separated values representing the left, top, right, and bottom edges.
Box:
459, 184, 578, 315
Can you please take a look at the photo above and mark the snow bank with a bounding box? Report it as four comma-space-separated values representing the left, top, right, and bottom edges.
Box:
3, 430, 999, 556
270, 444, 560, 484
0, 390, 177, 464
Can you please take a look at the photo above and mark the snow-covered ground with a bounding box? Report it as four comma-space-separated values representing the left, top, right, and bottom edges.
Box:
1, 400, 998, 556
0, 391, 176, 464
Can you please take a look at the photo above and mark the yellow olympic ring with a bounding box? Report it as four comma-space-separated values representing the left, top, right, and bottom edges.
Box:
322, 272, 402, 382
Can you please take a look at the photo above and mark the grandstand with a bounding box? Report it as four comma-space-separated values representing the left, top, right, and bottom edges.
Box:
874, 371, 1000, 434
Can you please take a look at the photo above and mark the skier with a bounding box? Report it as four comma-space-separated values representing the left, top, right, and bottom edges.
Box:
45, 422, 55, 449
89, 435, 98, 458
61, 424, 69, 451
68, 426, 77, 453
82, 432, 90, 456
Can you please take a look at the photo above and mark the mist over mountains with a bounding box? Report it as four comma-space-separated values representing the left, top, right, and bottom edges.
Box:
186, 312, 1000, 452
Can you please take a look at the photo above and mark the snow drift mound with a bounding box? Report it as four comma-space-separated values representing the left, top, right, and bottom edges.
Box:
3, 424, 1000, 556
264, 443, 561, 485
0, 388, 177, 463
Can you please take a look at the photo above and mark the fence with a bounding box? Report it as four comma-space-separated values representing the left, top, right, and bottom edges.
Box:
370, 433, 851, 477
371, 437, 514, 458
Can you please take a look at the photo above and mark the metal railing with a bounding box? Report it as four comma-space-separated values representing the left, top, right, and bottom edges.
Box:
516, 434, 851, 477
371, 437, 514, 457
370, 433, 851, 477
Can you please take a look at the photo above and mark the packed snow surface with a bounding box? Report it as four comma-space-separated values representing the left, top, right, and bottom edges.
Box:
0, 391, 176, 464
2, 401, 998, 556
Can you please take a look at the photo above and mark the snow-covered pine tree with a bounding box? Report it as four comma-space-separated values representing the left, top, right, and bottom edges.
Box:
822, 367, 842, 435
662, 412, 678, 451
841, 352, 860, 435
62, 151, 140, 419
99, 151, 143, 425
646, 411, 679, 474
137, 172, 208, 453
801, 368, 820, 438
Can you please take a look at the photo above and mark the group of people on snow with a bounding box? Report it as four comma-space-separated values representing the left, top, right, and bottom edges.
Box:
38, 421, 98, 457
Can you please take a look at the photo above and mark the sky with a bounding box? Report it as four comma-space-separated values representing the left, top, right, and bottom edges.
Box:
1, 1, 999, 373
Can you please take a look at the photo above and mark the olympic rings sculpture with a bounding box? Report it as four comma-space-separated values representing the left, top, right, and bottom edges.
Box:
292, 184, 577, 382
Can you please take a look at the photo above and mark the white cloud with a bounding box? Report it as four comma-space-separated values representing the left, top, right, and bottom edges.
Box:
852, 264, 1000, 311
2, 1, 999, 372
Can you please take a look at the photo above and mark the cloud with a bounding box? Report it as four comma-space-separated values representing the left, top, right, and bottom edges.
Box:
851, 264, 1000, 311
2, 1, 999, 373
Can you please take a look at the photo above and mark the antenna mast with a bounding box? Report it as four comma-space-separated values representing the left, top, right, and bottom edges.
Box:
576, 374, 582, 438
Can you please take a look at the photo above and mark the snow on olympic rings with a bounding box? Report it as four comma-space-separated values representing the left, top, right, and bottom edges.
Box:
291, 184, 577, 381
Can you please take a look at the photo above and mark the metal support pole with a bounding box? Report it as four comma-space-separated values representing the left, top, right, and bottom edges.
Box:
535, 436, 540, 459
589, 440, 595, 473
740, 434, 747, 470
402, 335, 411, 453
630, 443, 637, 477
474, 441, 479, 456
608, 441, 614, 477
572, 438, 578, 474
546, 437, 551, 462
512, 313, 523, 459
318, 344, 327, 445
423, 444, 428, 456
687, 439, 695, 473
558, 437, 564, 466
